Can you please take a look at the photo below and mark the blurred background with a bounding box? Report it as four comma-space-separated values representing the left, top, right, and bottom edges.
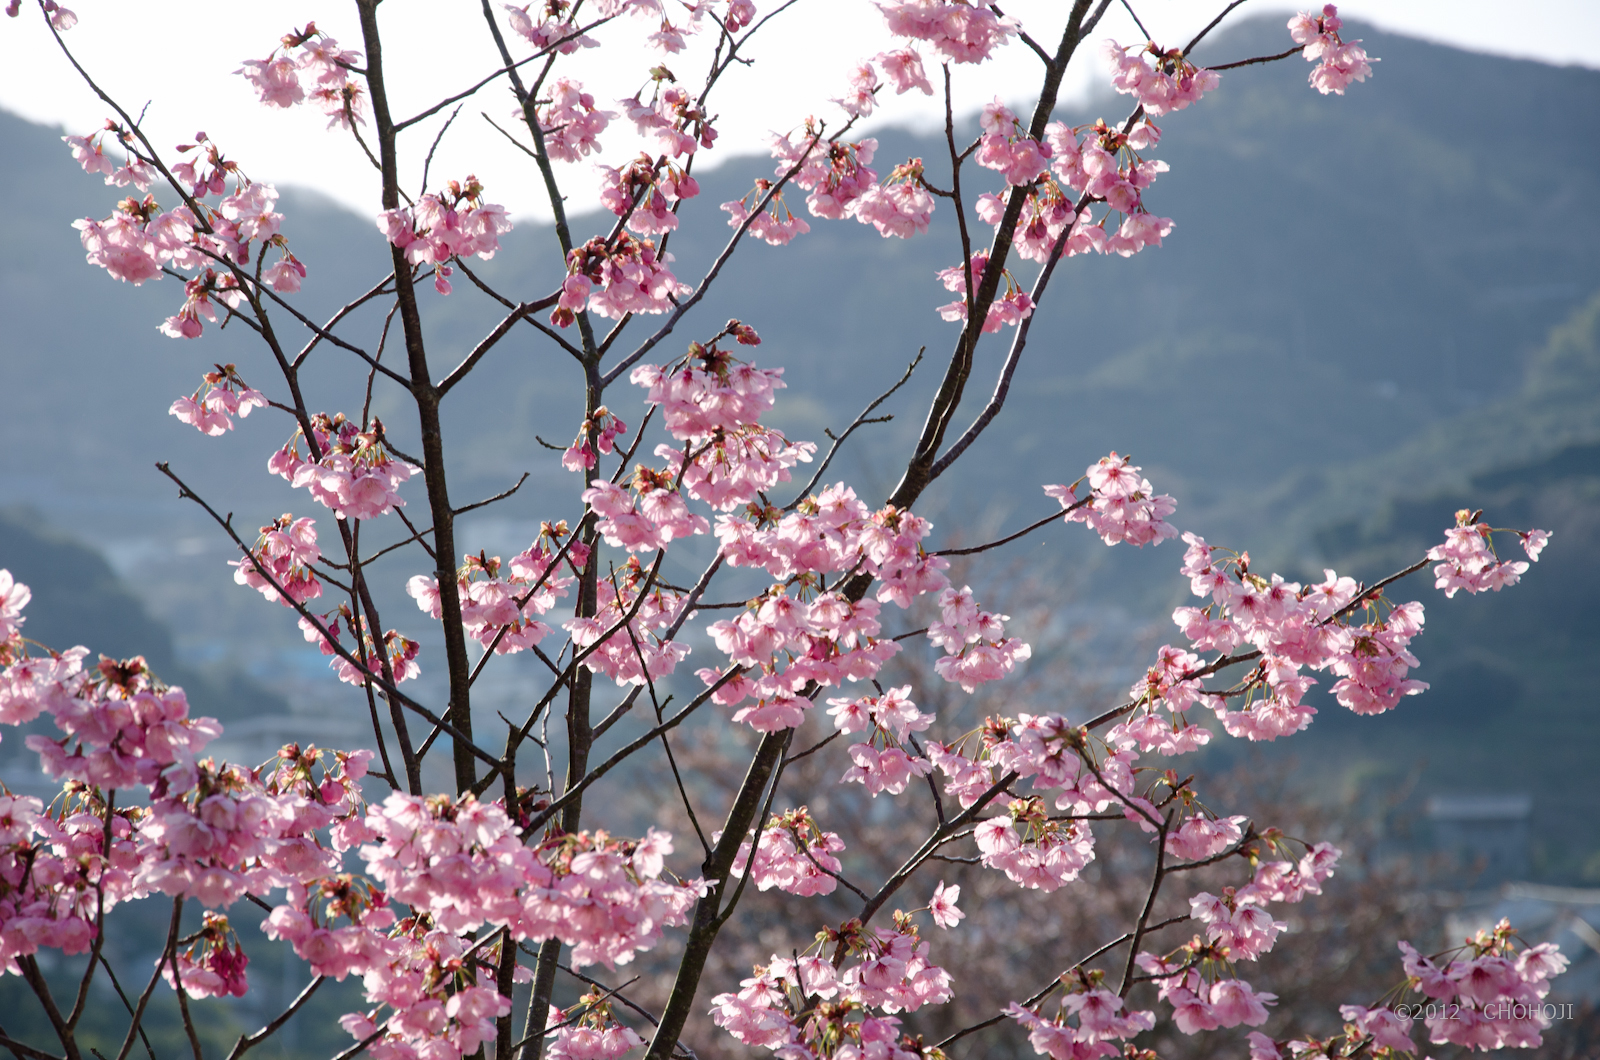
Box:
1, 8, 1597, 1058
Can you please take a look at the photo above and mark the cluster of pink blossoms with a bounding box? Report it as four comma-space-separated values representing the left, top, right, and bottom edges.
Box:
767, 129, 935, 240
232, 513, 323, 607
137, 745, 368, 914
1103, 39, 1221, 116
251, 787, 698, 1060
163, 911, 251, 998
269, 411, 413, 521
1026, 117, 1174, 258
1138, 950, 1279, 1035
771, 129, 876, 220
67, 129, 306, 337
170, 363, 269, 436
1289, 5, 1375, 95
1046, 451, 1179, 547
337, 926, 511, 1060
728, 807, 846, 896
598, 154, 699, 237
358, 795, 701, 968
299, 606, 422, 688
722, 182, 812, 246
1120, 845, 1341, 1041
1143, 509, 1540, 743
976, 99, 1051, 186
638, 342, 816, 503
0, 788, 142, 970
874, 0, 1018, 64
1366, 924, 1566, 1052
829, 684, 935, 796
1427, 512, 1547, 597
538, 79, 612, 162
620, 82, 717, 157
236, 23, 367, 129
832, 47, 933, 118
1161, 532, 1399, 737
926, 584, 1033, 692
0, 569, 29, 641
1006, 983, 1155, 1060
544, 992, 644, 1060
711, 921, 953, 1058
558, 233, 690, 322
503, 2, 597, 56
8, 652, 221, 792
705, 483, 1009, 729
562, 405, 629, 472
0, 600, 385, 983
63, 123, 156, 192
1252, 919, 1570, 1057
584, 470, 711, 552
408, 541, 576, 656
704, 582, 901, 731
855, 158, 938, 238
376, 176, 512, 295
972, 794, 1097, 892
563, 557, 691, 686
935, 251, 1035, 332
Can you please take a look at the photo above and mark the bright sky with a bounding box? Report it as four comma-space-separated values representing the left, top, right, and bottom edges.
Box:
1, 0, 1594, 221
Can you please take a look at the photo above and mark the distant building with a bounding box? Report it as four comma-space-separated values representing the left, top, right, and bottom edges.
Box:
1427, 793, 1532, 887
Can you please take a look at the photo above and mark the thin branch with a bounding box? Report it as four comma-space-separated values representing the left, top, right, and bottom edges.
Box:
225, 976, 326, 1060
1119, 0, 1153, 42
437, 301, 545, 395
114, 899, 182, 1060
933, 505, 1079, 557
1185, 0, 1250, 54
292, 275, 396, 371
1118, 810, 1172, 997
782, 730, 840, 766
591, 552, 725, 740
990, 7, 1056, 66
171, 952, 205, 1060
393, 18, 614, 132
419, 105, 464, 196
785, 350, 924, 506
518, 665, 741, 829
0, 1032, 62, 1060
850, 771, 1020, 932
936, 914, 1190, 1047
1209, 45, 1303, 71
95, 955, 155, 1060
330, 1029, 386, 1060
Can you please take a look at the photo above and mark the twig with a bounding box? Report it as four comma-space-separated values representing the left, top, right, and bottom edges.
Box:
785, 350, 924, 506
1118, 810, 1173, 997
225, 976, 326, 1060
932, 504, 1083, 557
419, 105, 463, 196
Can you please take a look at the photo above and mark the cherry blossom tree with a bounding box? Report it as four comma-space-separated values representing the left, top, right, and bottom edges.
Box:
0, 2, 1568, 1060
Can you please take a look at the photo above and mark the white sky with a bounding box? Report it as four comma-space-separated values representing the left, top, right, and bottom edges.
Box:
1, 0, 1595, 221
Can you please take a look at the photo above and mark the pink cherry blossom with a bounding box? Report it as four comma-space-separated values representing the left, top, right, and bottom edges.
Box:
1289, 4, 1376, 95
927, 881, 963, 928
876, 0, 1018, 64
